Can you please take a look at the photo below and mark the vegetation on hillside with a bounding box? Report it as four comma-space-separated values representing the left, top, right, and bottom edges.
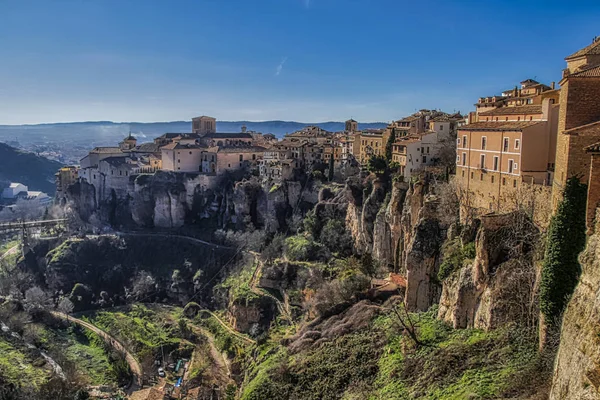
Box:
540, 177, 588, 324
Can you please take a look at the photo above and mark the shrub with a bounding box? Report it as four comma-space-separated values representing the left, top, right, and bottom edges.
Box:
367, 155, 387, 175
183, 302, 201, 318
540, 177, 587, 324
284, 235, 328, 262
438, 240, 476, 281
319, 219, 353, 256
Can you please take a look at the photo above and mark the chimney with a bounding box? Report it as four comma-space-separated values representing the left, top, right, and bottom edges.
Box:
551, 81, 555, 90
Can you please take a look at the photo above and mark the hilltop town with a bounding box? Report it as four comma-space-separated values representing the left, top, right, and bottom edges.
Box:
2, 36, 600, 400
57, 36, 600, 236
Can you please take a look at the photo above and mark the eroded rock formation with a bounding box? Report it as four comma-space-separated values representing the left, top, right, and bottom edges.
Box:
550, 215, 600, 400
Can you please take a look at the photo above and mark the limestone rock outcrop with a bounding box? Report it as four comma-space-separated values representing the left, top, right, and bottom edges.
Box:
437, 213, 539, 330
550, 215, 600, 400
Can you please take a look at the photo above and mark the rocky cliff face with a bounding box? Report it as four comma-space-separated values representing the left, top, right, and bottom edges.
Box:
437, 213, 539, 330
550, 216, 600, 400
66, 172, 318, 232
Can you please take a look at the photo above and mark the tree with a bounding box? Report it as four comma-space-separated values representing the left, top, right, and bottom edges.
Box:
385, 130, 397, 164
367, 155, 387, 175
24, 286, 49, 309
69, 283, 93, 311
359, 253, 377, 278
57, 297, 74, 317
540, 177, 587, 326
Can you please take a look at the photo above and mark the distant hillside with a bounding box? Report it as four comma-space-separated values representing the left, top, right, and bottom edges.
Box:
0, 120, 388, 148
0, 143, 63, 195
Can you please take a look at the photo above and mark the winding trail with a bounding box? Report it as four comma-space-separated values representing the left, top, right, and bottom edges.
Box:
0, 244, 18, 260
49, 311, 143, 392
199, 310, 256, 345
116, 231, 235, 250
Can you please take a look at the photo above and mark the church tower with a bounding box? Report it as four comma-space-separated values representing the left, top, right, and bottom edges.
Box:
345, 118, 358, 132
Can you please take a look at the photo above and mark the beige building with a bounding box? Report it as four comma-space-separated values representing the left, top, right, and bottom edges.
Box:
55, 166, 78, 197
552, 37, 600, 210
161, 143, 207, 173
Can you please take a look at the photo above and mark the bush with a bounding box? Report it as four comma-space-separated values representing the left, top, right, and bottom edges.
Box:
438, 240, 476, 281
319, 219, 353, 256
540, 177, 587, 324
284, 235, 328, 262
183, 302, 201, 318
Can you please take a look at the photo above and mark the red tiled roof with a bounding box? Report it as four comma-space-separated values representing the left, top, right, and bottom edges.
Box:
564, 120, 600, 134
570, 64, 600, 78
565, 38, 600, 60
459, 121, 543, 131
478, 105, 543, 117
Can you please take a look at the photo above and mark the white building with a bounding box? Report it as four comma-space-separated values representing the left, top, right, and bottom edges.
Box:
2, 183, 28, 199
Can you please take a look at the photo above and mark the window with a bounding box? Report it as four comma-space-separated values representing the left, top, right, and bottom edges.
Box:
471, 172, 474, 179
508, 159, 514, 173
457, 138, 461, 146
239, 154, 243, 161
491, 175, 495, 183
503, 138, 509, 152
427, 147, 430, 153
514, 163, 518, 171
178, 159, 181, 163
462, 152, 466, 166
481, 136, 487, 150
480, 173, 484, 181
423, 156, 427, 163
440, 125, 444, 130
462, 135, 467, 147
228, 164, 231, 168
513, 179, 517, 188
493, 156, 499, 171
462, 170, 465, 177
480, 154, 486, 169
189, 151, 192, 155
502, 177, 506, 185
252, 154, 256, 160
456, 155, 460, 163
515, 139, 520, 150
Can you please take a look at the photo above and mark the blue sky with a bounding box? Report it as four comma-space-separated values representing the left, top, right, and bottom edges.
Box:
1, 0, 599, 125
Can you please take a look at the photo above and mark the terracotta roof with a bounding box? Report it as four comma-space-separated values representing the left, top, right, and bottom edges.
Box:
565, 38, 600, 60
90, 147, 122, 154
459, 121, 543, 131
585, 141, 600, 153
569, 64, 600, 78
217, 145, 267, 153
202, 132, 252, 139
132, 143, 161, 153
479, 105, 543, 116
563, 120, 600, 134
160, 142, 206, 150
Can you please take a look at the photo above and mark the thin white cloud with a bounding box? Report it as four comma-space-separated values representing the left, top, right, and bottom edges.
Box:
275, 57, 287, 76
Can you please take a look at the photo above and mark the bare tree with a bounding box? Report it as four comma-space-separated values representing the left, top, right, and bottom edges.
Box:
57, 297, 74, 318
24, 286, 49, 309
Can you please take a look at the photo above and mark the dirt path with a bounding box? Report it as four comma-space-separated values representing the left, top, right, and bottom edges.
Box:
49, 311, 143, 392
116, 231, 235, 250
199, 310, 256, 345
0, 244, 18, 260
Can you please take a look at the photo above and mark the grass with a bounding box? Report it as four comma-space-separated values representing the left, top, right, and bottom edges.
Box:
83, 304, 182, 361
241, 305, 549, 400
0, 336, 50, 388
215, 261, 261, 304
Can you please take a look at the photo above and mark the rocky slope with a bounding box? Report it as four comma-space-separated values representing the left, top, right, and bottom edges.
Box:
65, 172, 319, 231
550, 215, 600, 399
437, 212, 540, 330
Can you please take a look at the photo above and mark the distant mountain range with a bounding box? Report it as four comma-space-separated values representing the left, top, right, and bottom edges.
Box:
0, 120, 388, 148
0, 142, 62, 195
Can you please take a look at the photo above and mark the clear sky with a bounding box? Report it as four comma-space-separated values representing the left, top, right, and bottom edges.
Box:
1, 0, 599, 125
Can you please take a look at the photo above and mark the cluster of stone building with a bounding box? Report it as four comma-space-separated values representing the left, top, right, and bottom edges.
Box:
55, 37, 600, 232
59, 108, 464, 204
455, 37, 600, 231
